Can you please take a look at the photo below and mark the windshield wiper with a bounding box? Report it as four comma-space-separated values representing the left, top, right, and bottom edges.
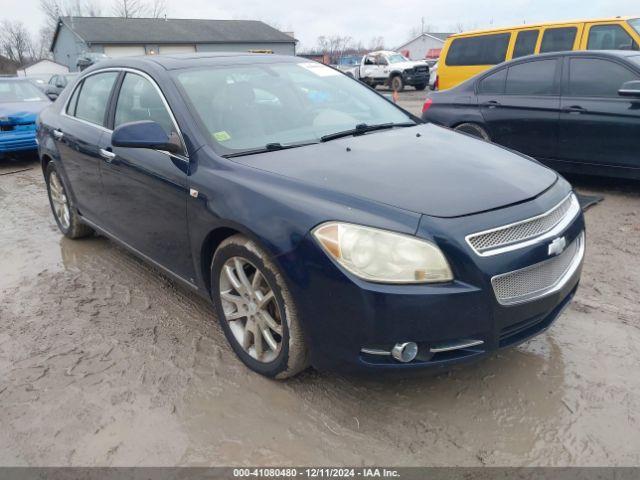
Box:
223, 141, 319, 158
320, 122, 416, 142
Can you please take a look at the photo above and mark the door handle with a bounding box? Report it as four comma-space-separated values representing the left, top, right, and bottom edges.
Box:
563, 105, 587, 114
481, 100, 501, 108
99, 148, 116, 162
52, 129, 64, 140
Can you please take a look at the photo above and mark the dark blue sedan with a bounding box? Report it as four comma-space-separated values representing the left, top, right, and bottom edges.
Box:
37, 53, 585, 378
422, 50, 640, 180
0, 78, 50, 158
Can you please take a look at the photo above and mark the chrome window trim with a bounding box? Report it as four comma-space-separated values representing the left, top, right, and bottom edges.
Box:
60, 67, 189, 162
465, 192, 580, 257
491, 231, 585, 306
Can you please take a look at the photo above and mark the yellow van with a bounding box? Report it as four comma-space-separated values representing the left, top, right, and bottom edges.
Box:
438, 16, 640, 90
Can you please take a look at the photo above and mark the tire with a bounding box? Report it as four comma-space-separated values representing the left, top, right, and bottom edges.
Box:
414, 83, 427, 91
45, 161, 94, 239
211, 234, 309, 379
390, 75, 404, 92
454, 123, 491, 141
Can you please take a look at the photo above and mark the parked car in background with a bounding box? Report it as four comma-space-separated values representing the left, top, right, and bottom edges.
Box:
0, 78, 50, 158
429, 61, 439, 90
423, 50, 640, 179
335, 55, 363, 71
38, 54, 584, 378
340, 50, 429, 91
438, 16, 640, 90
44, 73, 79, 100
44, 73, 78, 100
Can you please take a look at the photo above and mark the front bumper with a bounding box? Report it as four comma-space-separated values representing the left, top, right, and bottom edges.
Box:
0, 129, 38, 154
402, 71, 429, 86
277, 184, 585, 373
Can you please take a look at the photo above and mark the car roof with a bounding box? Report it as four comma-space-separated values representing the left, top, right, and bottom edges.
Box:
450, 16, 637, 38
88, 52, 304, 72
492, 50, 640, 67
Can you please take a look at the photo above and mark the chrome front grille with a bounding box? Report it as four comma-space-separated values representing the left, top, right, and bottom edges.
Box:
492, 232, 584, 306
467, 193, 580, 256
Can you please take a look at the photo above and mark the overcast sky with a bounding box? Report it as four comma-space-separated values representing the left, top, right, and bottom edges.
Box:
3, 0, 639, 50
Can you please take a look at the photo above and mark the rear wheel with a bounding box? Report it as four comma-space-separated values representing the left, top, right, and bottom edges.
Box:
45, 161, 93, 239
454, 123, 491, 141
211, 234, 309, 379
390, 75, 404, 92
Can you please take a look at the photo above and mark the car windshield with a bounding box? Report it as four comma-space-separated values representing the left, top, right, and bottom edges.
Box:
629, 18, 640, 36
0, 81, 48, 103
387, 54, 408, 64
174, 61, 415, 155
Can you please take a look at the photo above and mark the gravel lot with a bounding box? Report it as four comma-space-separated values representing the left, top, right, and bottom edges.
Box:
1, 91, 639, 466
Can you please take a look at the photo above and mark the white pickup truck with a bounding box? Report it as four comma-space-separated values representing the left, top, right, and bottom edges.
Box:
337, 51, 430, 91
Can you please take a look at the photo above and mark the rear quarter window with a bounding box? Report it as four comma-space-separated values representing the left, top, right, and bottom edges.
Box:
446, 33, 511, 66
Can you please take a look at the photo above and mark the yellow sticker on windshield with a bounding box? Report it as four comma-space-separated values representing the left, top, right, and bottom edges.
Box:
213, 131, 231, 142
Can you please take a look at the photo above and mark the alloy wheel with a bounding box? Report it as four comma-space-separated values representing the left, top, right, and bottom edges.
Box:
49, 171, 71, 230
219, 257, 284, 363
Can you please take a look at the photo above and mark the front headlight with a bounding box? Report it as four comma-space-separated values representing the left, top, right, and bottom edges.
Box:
313, 222, 453, 284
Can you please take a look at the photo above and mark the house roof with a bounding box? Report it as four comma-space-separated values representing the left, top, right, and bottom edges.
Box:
396, 32, 453, 50
51, 16, 296, 51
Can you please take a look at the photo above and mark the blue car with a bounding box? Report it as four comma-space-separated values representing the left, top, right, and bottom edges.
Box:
0, 78, 50, 158
37, 54, 585, 378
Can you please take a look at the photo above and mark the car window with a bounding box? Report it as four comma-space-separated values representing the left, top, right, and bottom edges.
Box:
568, 57, 638, 97
174, 62, 414, 155
628, 18, 640, 36
540, 27, 577, 53
114, 73, 179, 144
505, 59, 557, 95
73, 72, 118, 127
478, 68, 507, 94
446, 33, 511, 66
513, 30, 539, 58
49, 76, 57, 85
587, 24, 639, 51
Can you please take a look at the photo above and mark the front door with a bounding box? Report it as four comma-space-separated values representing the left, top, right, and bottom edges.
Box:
98, 71, 194, 282
55, 71, 119, 221
479, 58, 561, 159
558, 56, 640, 169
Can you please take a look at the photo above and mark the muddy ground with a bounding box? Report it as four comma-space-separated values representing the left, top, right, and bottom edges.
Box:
1, 93, 639, 466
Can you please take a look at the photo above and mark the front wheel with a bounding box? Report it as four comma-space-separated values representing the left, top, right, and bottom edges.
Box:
211, 234, 309, 379
453, 123, 491, 141
390, 75, 404, 92
45, 161, 94, 239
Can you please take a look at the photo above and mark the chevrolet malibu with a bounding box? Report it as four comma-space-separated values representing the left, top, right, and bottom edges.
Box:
37, 54, 585, 378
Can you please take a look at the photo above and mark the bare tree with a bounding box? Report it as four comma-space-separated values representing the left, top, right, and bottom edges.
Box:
112, 0, 166, 18
316, 35, 354, 62
0, 20, 36, 66
367, 36, 385, 51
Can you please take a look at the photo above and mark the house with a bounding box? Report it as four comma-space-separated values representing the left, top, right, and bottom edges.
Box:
16, 59, 69, 77
396, 32, 453, 61
51, 16, 298, 71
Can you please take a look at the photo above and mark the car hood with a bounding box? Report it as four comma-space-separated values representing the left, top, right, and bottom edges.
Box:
0, 101, 49, 124
231, 124, 558, 218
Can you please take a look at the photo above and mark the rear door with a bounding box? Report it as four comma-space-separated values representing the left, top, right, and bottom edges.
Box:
478, 57, 561, 159
55, 71, 119, 221
558, 56, 640, 169
98, 71, 194, 281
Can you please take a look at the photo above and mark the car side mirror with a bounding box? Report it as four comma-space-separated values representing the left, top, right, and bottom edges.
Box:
618, 80, 640, 98
111, 120, 181, 154
47, 92, 58, 101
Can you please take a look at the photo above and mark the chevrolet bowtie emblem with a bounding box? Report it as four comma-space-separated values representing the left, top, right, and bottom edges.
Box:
548, 236, 567, 257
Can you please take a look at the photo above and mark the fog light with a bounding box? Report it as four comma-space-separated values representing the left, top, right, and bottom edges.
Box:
391, 342, 418, 363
